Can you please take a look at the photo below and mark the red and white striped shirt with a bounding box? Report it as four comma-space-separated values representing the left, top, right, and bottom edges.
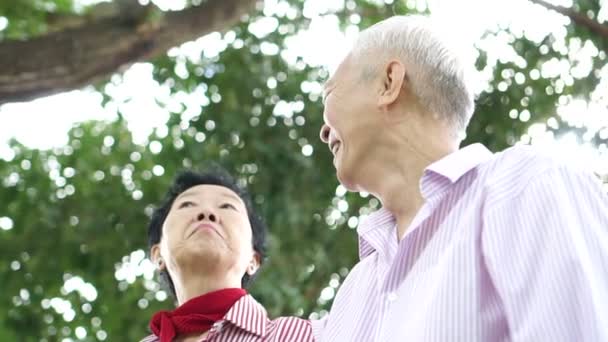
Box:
141, 295, 313, 342
312, 143, 608, 341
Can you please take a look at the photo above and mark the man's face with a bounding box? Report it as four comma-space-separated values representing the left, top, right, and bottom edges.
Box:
320, 55, 381, 190
159, 184, 257, 278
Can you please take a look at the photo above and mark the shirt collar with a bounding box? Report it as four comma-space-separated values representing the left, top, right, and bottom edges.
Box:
425, 143, 493, 184
356, 143, 493, 259
223, 295, 267, 337
420, 143, 493, 200
357, 207, 396, 260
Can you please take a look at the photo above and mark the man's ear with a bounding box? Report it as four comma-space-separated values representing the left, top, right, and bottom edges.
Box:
246, 252, 262, 276
378, 59, 407, 109
150, 244, 165, 271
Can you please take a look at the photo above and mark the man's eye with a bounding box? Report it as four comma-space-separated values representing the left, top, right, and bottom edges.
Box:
178, 201, 195, 208
220, 203, 236, 210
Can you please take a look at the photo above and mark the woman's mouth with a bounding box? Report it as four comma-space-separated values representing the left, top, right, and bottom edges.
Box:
190, 222, 221, 238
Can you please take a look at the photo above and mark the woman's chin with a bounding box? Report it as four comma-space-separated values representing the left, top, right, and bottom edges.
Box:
176, 243, 224, 266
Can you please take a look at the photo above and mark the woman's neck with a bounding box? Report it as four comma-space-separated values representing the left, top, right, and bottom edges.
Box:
174, 272, 241, 305
174, 331, 208, 342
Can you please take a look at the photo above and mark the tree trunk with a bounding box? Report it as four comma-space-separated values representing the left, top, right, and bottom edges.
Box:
0, 0, 256, 105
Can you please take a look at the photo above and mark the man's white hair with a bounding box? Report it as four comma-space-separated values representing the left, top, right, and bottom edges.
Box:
351, 15, 475, 134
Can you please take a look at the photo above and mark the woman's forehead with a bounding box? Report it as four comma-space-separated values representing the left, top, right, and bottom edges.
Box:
176, 184, 243, 204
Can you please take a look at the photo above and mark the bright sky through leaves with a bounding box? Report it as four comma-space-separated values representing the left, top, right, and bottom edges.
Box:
0, 0, 606, 167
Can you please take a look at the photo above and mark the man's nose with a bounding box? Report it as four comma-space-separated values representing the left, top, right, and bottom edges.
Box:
320, 124, 330, 143
196, 209, 217, 223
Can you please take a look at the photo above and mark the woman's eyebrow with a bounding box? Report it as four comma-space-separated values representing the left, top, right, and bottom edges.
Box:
175, 191, 196, 202
220, 192, 243, 204
175, 191, 241, 204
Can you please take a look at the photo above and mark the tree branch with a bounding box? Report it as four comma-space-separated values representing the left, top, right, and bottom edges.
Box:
528, 0, 608, 40
0, 0, 256, 105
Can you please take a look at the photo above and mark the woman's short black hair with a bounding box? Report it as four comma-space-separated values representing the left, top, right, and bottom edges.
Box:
147, 167, 267, 298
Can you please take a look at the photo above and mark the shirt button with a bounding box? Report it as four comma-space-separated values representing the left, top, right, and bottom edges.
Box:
387, 292, 398, 302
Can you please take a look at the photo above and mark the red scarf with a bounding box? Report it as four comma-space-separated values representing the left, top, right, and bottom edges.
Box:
150, 288, 247, 342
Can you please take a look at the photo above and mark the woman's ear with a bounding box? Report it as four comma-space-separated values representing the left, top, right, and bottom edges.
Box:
150, 244, 165, 271
246, 252, 261, 276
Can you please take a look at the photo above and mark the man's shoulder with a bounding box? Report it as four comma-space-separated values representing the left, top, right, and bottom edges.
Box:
484, 144, 567, 174
479, 144, 594, 204
480, 144, 582, 184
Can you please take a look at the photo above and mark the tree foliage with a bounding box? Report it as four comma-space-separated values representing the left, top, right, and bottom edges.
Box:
0, 0, 606, 341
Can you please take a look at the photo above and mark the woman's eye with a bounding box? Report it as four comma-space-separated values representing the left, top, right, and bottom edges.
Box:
220, 203, 236, 210
178, 201, 195, 208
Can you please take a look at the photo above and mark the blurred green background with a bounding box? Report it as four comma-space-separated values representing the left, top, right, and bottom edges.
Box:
0, 0, 607, 340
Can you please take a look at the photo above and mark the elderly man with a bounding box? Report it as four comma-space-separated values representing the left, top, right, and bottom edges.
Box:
314, 15, 608, 341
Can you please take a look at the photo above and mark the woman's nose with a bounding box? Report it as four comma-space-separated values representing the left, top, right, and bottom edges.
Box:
320, 124, 330, 143
196, 210, 217, 222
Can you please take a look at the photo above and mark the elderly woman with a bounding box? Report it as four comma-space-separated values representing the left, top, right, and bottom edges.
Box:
141, 168, 313, 342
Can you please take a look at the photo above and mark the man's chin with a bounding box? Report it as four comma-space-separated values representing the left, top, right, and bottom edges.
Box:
336, 166, 358, 192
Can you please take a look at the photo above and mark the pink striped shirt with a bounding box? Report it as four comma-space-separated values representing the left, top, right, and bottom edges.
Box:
141, 294, 313, 342
312, 143, 608, 341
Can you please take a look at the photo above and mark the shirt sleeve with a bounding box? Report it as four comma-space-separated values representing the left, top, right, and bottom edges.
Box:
310, 316, 329, 341
482, 165, 608, 341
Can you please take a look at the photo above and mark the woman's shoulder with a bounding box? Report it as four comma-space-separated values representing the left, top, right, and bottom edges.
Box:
267, 315, 313, 341
139, 334, 158, 342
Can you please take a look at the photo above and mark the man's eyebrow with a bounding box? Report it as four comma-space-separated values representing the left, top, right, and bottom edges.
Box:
322, 81, 333, 103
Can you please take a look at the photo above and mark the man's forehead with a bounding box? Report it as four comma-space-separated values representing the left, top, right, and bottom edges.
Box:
323, 77, 335, 92
324, 54, 354, 87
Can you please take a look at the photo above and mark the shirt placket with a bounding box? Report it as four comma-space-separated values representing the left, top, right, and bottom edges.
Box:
375, 202, 438, 342
372, 225, 401, 341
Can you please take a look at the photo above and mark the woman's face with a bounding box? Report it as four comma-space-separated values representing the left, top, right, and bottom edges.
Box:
153, 184, 259, 287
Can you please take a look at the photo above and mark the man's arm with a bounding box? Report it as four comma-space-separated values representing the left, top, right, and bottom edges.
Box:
482, 165, 608, 341
310, 315, 329, 341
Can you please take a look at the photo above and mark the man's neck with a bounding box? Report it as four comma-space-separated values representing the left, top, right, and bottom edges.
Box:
373, 163, 426, 240
366, 130, 456, 240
